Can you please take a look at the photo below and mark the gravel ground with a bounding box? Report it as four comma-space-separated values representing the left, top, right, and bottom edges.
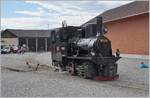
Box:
0, 53, 149, 97
1, 52, 52, 68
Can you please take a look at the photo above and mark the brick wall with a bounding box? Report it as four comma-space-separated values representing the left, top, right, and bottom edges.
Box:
105, 13, 149, 55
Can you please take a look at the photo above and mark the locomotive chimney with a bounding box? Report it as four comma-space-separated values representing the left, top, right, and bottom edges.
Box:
96, 16, 103, 37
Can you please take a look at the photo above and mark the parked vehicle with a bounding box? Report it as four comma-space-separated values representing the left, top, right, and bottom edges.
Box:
11, 46, 19, 53
1, 46, 11, 54
1, 45, 20, 54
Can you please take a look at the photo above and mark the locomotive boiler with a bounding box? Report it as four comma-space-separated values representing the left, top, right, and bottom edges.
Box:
51, 16, 121, 80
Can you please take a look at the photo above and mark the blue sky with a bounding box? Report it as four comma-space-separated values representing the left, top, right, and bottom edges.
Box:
1, 0, 133, 30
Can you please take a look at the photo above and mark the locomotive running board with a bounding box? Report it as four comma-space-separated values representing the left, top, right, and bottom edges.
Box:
63, 56, 121, 64
65, 56, 92, 60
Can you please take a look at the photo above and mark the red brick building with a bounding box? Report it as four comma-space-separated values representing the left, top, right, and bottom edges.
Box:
82, 1, 149, 55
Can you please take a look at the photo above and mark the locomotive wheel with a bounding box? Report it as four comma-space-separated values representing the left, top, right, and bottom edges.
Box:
77, 64, 88, 78
67, 62, 76, 75
83, 63, 90, 79
76, 65, 85, 77
78, 62, 97, 79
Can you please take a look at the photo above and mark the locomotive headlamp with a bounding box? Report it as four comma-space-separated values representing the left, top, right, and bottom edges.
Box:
103, 25, 108, 34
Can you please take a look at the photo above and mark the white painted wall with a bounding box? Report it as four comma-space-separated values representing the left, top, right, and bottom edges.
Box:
1, 38, 18, 46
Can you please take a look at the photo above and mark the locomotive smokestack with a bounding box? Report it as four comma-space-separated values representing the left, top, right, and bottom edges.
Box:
96, 16, 103, 37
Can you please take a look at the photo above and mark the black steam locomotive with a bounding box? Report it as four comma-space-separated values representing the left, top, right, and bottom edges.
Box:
51, 16, 121, 80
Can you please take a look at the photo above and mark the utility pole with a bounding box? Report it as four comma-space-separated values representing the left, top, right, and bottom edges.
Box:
47, 23, 50, 30
46, 23, 50, 52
